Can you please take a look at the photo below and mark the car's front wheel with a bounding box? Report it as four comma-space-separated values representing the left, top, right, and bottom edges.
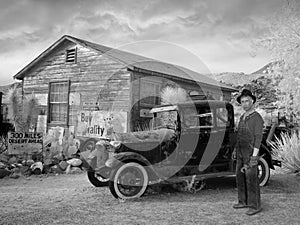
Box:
258, 157, 270, 186
87, 171, 109, 187
109, 162, 149, 199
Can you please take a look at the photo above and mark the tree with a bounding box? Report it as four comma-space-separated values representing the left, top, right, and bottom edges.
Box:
254, 0, 300, 117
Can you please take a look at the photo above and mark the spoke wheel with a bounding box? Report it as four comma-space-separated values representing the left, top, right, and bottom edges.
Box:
109, 162, 148, 199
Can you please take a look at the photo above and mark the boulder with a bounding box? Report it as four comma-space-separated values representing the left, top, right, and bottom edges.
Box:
66, 167, 82, 174
0, 168, 11, 178
0, 162, 7, 169
58, 161, 68, 171
67, 158, 82, 167
51, 165, 64, 174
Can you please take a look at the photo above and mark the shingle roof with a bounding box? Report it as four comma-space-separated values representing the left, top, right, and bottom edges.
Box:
14, 35, 236, 92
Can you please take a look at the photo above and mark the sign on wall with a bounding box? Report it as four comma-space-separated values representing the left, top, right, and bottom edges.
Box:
8, 132, 43, 155
76, 111, 127, 138
36, 115, 47, 134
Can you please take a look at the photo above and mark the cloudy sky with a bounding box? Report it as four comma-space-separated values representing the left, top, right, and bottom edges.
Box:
0, 0, 292, 85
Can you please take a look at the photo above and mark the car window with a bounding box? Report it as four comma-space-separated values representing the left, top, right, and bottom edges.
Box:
197, 111, 213, 127
182, 106, 213, 128
182, 107, 199, 128
216, 107, 228, 127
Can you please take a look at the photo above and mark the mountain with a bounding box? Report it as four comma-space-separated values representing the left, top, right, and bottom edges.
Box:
213, 72, 262, 87
251, 61, 283, 75
213, 61, 283, 87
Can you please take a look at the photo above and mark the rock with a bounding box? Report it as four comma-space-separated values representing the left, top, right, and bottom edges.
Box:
51, 165, 64, 174
67, 158, 82, 167
8, 156, 18, 164
0, 162, 7, 169
30, 162, 43, 174
10, 173, 20, 179
0, 152, 10, 163
20, 165, 31, 176
58, 161, 68, 171
0, 168, 11, 178
66, 167, 82, 174
11, 167, 21, 174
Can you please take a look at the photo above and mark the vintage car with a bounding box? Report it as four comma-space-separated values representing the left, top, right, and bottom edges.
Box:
82, 100, 279, 199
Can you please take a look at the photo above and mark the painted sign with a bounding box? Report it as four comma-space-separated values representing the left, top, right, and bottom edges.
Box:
8, 132, 43, 155
76, 111, 127, 138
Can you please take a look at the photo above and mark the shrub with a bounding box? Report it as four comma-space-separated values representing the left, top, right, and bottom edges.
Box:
270, 131, 300, 174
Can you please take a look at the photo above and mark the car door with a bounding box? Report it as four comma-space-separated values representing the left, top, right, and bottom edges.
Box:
207, 104, 235, 172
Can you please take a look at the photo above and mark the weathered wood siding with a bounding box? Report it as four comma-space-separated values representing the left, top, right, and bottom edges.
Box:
22, 40, 131, 130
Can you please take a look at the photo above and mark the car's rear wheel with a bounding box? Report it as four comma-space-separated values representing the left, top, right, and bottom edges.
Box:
258, 157, 270, 186
109, 162, 148, 199
87, 171, 109, 187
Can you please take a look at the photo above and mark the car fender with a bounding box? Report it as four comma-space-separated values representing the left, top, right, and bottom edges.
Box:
106, 152, 152, 168
260, 144, 275, 170
105, 152, 159, 180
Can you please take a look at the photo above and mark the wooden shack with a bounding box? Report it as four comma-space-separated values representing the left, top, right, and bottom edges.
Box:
13, 35, 236, 137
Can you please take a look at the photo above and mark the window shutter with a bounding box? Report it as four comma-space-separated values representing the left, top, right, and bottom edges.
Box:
66, 48, 77, 63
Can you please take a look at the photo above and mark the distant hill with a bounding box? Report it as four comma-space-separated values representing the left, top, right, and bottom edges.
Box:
213, 72, 262, 87
213, 61, 282, 87
251, 61, 283, 75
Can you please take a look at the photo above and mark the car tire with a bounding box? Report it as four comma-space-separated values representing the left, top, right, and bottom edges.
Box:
258, 157, 270, 186
109, 162, 148, 199
87, 171, 109, 187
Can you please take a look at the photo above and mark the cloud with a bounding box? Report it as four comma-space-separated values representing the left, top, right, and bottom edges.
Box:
0, 0, 293, 85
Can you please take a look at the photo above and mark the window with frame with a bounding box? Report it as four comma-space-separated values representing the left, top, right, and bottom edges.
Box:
49, 81, 70, 124
140, 79, 161, 106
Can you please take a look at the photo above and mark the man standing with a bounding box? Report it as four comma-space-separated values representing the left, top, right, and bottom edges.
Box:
233, 89, 264, 216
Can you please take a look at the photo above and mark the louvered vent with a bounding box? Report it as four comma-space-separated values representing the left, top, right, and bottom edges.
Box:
66, 48, 77, 63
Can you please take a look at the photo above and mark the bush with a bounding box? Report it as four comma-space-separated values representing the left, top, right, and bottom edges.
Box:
270, 131, 300, 174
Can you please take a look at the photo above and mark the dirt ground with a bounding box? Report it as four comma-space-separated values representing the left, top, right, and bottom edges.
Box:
0, 171, 300, 225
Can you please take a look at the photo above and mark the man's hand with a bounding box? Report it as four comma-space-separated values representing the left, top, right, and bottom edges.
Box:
249, 156, 259, 167
241, 154, 265, 173
240, 164, 250, 173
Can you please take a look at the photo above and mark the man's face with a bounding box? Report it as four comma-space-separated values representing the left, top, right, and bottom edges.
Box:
240, 96, 253, 111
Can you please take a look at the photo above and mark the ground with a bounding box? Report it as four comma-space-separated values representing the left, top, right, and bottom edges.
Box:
0, 171, 300, 225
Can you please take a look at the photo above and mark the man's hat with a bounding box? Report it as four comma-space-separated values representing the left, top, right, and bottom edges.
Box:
237, 89, 256, 104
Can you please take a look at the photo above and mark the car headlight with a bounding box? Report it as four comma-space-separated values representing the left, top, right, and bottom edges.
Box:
110, 141, 121, 149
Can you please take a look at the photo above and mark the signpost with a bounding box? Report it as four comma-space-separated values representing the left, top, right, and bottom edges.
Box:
8, 132, 43, 155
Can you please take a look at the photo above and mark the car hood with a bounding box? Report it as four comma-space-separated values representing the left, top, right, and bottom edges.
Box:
113, 128, 176, 144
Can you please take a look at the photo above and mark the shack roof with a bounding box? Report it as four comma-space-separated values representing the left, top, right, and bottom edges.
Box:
14, 35, 237, 92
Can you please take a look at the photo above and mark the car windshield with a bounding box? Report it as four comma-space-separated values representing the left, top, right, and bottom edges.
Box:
152, 110, 178, 130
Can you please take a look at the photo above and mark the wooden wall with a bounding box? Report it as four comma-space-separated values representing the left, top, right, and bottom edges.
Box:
22, 40, 131, 131
21, 39, 233, 134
